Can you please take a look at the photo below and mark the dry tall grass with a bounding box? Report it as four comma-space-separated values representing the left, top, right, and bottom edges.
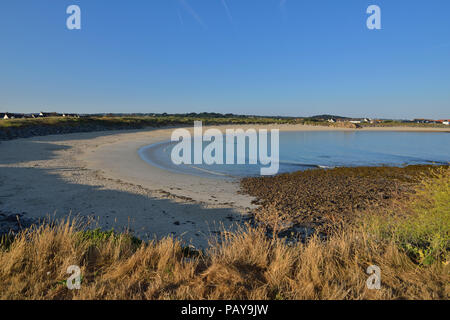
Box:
0, 169, 449, 300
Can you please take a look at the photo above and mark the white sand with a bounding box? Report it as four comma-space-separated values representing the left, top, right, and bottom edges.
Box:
0, 124, 448, 247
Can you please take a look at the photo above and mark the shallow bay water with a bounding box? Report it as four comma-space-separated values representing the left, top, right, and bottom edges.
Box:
139, 131, 450, 178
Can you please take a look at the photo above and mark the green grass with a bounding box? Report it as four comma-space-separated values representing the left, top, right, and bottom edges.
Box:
360, 121, 449, 128
76, 228, 142, 248
0, 115, 302, 129
365, 167, 450, 266
2, 115, 446, 132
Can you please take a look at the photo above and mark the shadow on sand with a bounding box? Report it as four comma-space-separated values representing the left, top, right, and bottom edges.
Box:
0, 131, 249, 249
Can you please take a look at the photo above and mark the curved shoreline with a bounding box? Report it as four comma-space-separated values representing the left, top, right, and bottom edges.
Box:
0, 124, 448, 248
138, 140, 241, 179
137, 125, 449, 179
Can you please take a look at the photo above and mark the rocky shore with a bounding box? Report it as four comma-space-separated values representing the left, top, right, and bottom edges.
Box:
0, 211, 36, 238
240, 165, 445, 237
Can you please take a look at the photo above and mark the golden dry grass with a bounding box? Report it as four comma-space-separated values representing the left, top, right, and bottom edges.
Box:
0, 168, 448, 300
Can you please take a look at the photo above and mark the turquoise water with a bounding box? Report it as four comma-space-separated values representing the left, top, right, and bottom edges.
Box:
139, 131, 450, 178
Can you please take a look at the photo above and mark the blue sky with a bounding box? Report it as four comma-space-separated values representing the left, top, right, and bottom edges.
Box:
0, 0, 449, 119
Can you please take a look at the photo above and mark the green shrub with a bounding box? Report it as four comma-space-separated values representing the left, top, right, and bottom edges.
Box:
367, 167, 449, 265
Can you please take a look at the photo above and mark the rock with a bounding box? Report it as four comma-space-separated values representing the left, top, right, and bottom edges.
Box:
0, 211, 36, 237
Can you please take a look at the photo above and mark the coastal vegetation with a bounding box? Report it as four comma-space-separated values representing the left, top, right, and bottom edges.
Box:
360, 121, 450, 128
0, 114, 299, 130
0, 115, 301, 140
0, 114, 447, 141
0, 165, 448, 300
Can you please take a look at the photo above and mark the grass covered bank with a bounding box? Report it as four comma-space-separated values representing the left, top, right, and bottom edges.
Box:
0, 166, 448, 300
0, 115, 302, 141
2, 115, 447, 141
0, 115, 300, 130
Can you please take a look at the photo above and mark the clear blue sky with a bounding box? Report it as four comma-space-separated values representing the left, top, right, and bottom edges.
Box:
0, 0, 449, 119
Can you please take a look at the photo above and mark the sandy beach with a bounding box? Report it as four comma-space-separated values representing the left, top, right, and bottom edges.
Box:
0, 124, 448, 248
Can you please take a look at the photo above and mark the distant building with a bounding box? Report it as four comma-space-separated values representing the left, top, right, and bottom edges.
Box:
1, 112, 80, 120
414, 119, 439, 124
414, 119, 450, 124
38, 112, 66, 118
1, 113, 26, 119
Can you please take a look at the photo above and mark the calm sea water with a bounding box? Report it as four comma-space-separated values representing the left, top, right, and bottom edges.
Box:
139, 131, 450, 178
